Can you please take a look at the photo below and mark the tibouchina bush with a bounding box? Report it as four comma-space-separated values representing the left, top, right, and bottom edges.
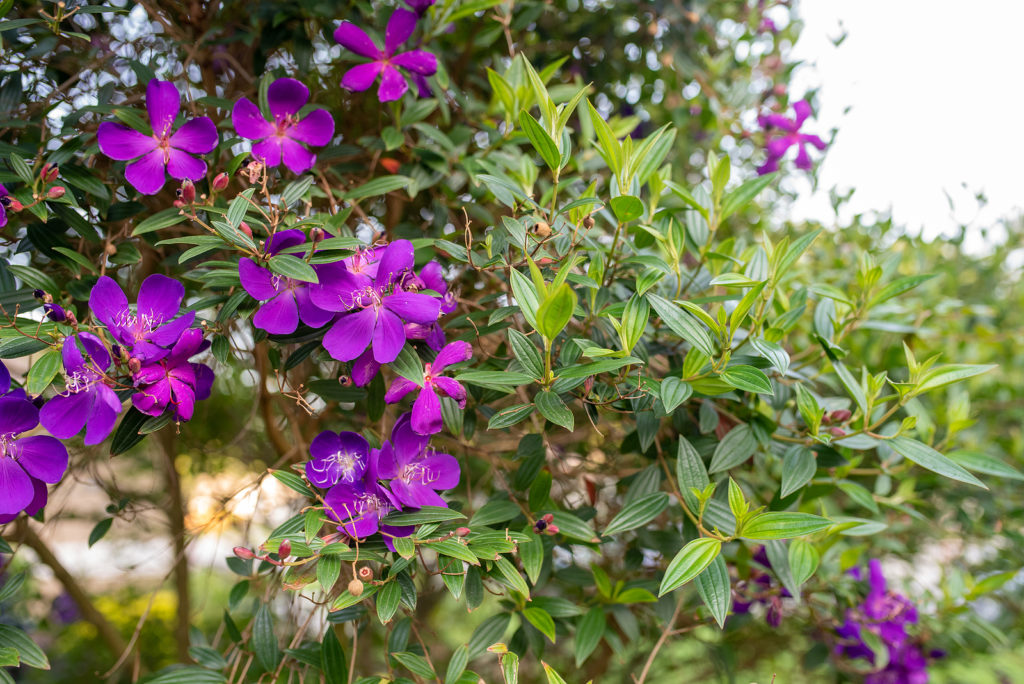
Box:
0, 1, 1018, 682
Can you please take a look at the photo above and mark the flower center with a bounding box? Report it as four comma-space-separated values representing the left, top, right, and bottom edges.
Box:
64, 369, 97, 394
0, 433, 17, 459
274, 114, 299, 137
332, 449, 362, 483
357, 492, 389, 516
401, 461, 437, 486
116, 310, 163, 338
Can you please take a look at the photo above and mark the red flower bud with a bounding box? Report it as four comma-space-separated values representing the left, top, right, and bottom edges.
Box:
63, 311, 77, 326
239, 221, 252, 238
541, 513, 554, 524
47, 186, 65, 199
380, 157, 401, 174
8, 199, 22, 212
172, 199, 186, 208
233, 546, 256, 560
830, 409, 852, 423
545, 524, 559, 536
212, 172, 229, 191
310, 227, 324, 244
179, 179, 196, 204
455, 527, 471, 537
277, 539, 291, 558
128, 357, 142, 374
829, 427, 847, 437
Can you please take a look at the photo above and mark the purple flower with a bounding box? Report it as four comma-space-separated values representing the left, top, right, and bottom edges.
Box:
39, 333, 122, 445
323, 447, 401, 539
403, 0, 436, 14
131, 328, 214, 421
0, 396, 68, 519
334, 9, 438, 103
305, 430, 370, 488
309, 239, 442, 364
757, 100, 826, 174
0, 184, 10, 228
401, 260, 456, 351
0, 362, 26, 401
351, 348, 381, 387
377, 412, 460, 508
384, 340, 472, 435
97, 80, 218, 195
89, 274, 196, 362
238, 230, 334, 335
232, 78, 335, 174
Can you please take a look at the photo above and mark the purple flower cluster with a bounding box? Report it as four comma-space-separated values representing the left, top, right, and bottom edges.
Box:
835, 559, 933, 684
306, 412, 459, 549
756, 100, 827, 174
733, 546, 790, 627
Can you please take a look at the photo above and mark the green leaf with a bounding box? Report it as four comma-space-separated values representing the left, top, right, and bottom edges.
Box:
833, 362, 868, 416
602, 492, 669, 536
252, 604, 280, 671
586, 99, 622, 175
647, 294, 716, 357
720, 365, 773, 395
868, 274, 936, 307
500, 650, 520, 684
108, 407, 152, 455
774, 229, 821, 279
535, 391, 573, 431
392, 651, 436, 679
556, 356, 642, 379
321, 628, 348, 684
343, 175, 413, 200
493, 556, 530, 597
536, 283, 576, 342
719, 173, 775, 221
574, 607, 605, 666
788, 539, 820, 587
519, 111, 561, 171
509, 268, 541, 330
445, 644, 469, 684
675, 436, 709, 513
25, 348, 60, 395
280, 175, 314, 207
695, 555, 731, 628
390, 344, 424, 385
225, 187, 254, 229
947, 450, 1024, 481
468, 613, 511, 658
487, 404, 536, 430
609, 195, 644, 223
268, 254, 318, 284
0, 572, 24, 604
0, 624, 48, 670
88, 518, 113, 547
913, 363, 996, 397
888, 437, 987, 489
838, 480, 879, 513
508, 329, 543, 380
659, 537, 722, 595
9, 155, 32, 183
522, 606, 556, 643
542, 662, 569, 684
376, 580, 402, 624
145, 667, 226, 683
471, 499, 522, 527
317, 555, 341, 592
660, 377, 692, 413
741, 512, 832, 540
780, 446, 817, 498
519, 535, 544, 585
455, 371, 534, 391
270, 469, 316, 497
381, 506, 467, 526
708, 425, 757, 474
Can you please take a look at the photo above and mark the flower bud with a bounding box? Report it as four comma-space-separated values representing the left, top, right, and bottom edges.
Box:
128, 357, 142, 374
338, 374, 352, 387
358, 566, 373, 580
239, 221, 252, 238
277, 539, 291, 558
32, 289, 45, 300
380, 157, 401, 174
829, 427, 847, 437
212, 172, 229, 191
179, 179, 196, 204
46, 165, 59, 182
830, 409, 852, 423
43, 303, 66, 322
455, 527, 471, 537
172, 199, 186, 208
310, 227, 324, 244
233, 546, 256, 560
47, 186, 65, 199
8, 198, 22, 212
40, 163, 53, 180
347, 579, 364, 596
584, 376, 594, 394
534, 519, 547, 533
541, 513, 554, 523
63, 310, 77, 326
545, 524, 559, 536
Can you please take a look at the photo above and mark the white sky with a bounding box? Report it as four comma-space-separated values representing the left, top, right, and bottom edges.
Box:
788, 1, 1024, 244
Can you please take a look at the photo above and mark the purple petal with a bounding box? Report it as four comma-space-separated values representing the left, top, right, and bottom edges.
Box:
433, 376, 467, 408
166, 149, 207, 182
0, 457, 33, 515
334, 22, 380, 58
232, 97, 274, 141
280, 138, 316, 174
22, 477, 47, 517
124, 149, 167, 195
411, 385, 443, 434
375, 239, 415, 289
385, 376, 420, 404
375, 441, 397, 479
792, 100, 812, 127
39, 391, 90, 439
377, 66, 408, 103
432, 340, 472, 371
253, 292, 300, 334
97, 122, 157, 161
0, 206, 5, 229
0, 362, 9, 395
89, 276, 129, 329
802, 133, 827, 151
132, 378, 171, 416
266, 229, 307, 255
381, 525, 415, 552
794, 144, 812, 170
289, 109, 335, 146
391, 50, 438, 75
322, 307, 377, 361
240, 259, 278, 300
268, 78, 309, 120
148, 311, 196, 348
295, 287, 335, 329
418, 261, 446, 293
385, 9, 418, 56
169, 378, 197, 421
351, 349, 380, 387
83, 386, 122, 445
390, 412, 428, 458
372, 309, 405, 364
309, 263, 365, 312
147, 80, 181, 138
138, 274, 184, 324
341, 63, 384, 93
421, 452, 460, 489
391, 479, 446, 508
169, 117, 218, 154
252, 138, 283, 168
0, 397, 38, 435
384, 292, 442, 324
16, 436, 68, 483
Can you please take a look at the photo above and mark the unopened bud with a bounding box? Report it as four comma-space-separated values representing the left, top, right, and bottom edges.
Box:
380, 157, 401, 174
541, 513, 554, 523
179, 179, 196, 204
43, 303, 66, 322
583, 215, 595, 229
358, 566, 373, 580
310, 227, 324, 244
128, 357, 142, 374
584, 376, 594, 394
830, 409, 852, 423
278, 539, 291, 558
533, 221, 551, 238
172, 199, 186, 208
212, 172, 229, 191
104, 243, 117, 255
545, 524, 559, 536
238, 221, 252, 238
63, 310, 77, 326
347, 579, 364, 596
455, 527, 471, 537
8, 199, 22, 212
46, 165, 59, 182
233, 546, 256, 560
32, 289, 45, 300
829, 427, 846, 437
47, 186, 65, 199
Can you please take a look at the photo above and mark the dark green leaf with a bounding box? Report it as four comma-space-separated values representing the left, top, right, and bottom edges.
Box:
659, 538, 721, 595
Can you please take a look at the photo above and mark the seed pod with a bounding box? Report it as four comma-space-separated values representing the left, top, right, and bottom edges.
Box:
347, 579, 364, 597
358, 565, 373, 580
533, 221, 551, 238
583, 215, 595, 229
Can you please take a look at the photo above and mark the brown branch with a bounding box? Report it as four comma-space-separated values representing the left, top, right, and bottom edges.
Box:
158, 429, 191, 663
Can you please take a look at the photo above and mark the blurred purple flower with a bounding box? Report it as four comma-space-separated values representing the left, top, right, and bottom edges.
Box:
403, 0, 436, 14
0, 396, 68, 519
89, 274, 196, 363
238, 230, 333, 335
334, 9, 438, 102
232, 78, 335, 174
305, 430, 370, 488
377, 412, 460, 508
131, 328, 214, 421
97, 80, 218, 195
384, 340, 471, 435
756, 100, 826, 174
51, 592, 80, 624
40, 333, 122, 445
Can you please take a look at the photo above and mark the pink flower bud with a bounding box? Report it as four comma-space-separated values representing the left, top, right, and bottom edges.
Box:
233, 546, 256, 560
829, 427, 847, 437
47, 186, 65, 199
541, 513, 554, 524
830, 409, 852, 423
212, 172, 229, 191
277, 539, 291, 558
46, 165, 59, 182
179, 179, 196, 204
455, 527, 471, 537
8, 199, 22, 212
310, 227, 324, 243
545, 524, 559, 536
128, 357, 142, 374
239, 221, 252, 238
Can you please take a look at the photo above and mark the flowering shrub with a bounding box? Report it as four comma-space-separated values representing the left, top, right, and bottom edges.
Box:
0, 1, 1019, 683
